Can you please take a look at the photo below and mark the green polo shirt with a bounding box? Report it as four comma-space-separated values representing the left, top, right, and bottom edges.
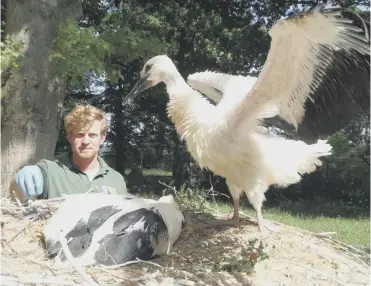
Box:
36, 156, 129, 199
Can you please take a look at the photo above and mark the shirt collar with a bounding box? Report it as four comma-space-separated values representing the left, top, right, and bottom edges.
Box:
97, 156, 110, 175
58, 155, 110, 174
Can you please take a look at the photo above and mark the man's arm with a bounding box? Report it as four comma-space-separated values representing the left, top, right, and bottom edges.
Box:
10, 178, 27, 202
35, 160, 49, 199
14, 161, 48, 201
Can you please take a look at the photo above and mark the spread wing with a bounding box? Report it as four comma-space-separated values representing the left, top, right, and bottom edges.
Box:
187, 71, 257, 104
187, 71, 280, 119
213, 5, 370, 134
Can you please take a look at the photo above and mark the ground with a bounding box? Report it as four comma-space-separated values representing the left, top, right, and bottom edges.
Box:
1, 197, 369, 286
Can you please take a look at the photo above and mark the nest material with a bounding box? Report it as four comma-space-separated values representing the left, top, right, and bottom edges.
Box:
1, 197, 370, 286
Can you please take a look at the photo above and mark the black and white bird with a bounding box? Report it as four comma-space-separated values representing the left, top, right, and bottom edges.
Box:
43, 193, 184, 267
122, 4, 370, 234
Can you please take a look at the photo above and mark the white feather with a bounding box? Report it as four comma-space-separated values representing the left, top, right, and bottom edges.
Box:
187, 71, 257, 103
219, 7, 370, 131
187, 71, 280, 118
43, 194, 184, 267
126, 5, 369, 233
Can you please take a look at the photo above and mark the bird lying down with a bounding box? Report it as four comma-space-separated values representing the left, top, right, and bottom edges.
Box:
42, 193, 184, 267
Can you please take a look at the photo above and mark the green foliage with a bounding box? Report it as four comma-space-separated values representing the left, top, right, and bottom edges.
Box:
99, 8, 167, 61
326, 115, 370, 207
50, 21, 112, 87
1, 35, 24, 70
175, 191, 370, 248
213, 239, 269, 273
50, 5, 168, 89
175, 186, 209, 212
245, 203, 370, 248
55, 0, 370, 212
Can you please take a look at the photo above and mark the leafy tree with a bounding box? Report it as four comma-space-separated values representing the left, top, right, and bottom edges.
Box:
50, 0, 369, 206
326, 115, 370, 207
1, 0, 165, 197
1, 0, 83, 197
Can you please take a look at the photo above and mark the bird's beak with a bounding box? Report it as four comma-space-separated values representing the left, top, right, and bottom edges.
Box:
122, 75, 153, 106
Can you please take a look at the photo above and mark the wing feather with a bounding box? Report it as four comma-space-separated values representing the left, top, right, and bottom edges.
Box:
187, 71, 282, 118
187, 71, 257, 104
216, 5, 370, 131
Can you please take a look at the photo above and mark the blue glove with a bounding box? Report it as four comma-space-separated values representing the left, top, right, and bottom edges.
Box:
15, 165, 44, 198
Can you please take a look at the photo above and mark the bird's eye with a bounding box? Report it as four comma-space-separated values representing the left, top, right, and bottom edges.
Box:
145, 64, 152, 73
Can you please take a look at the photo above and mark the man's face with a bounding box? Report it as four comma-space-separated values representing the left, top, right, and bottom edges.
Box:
67, 120, 106, 160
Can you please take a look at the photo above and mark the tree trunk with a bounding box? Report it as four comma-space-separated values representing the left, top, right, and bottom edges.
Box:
114, 96, 127, 176
171, 133, 183, 190
1, 0, 83, 197
170, 27, 194, 190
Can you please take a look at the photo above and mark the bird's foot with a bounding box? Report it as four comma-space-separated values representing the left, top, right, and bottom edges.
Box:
226, 213, 240, 227
231, 214, 239, 221
257, 221, 280, 238
208, 218, 239, 229
264, 222, 281, 233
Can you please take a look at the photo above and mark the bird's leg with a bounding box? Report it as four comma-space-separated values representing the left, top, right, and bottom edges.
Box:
255, 205, 265, 234
256, 204, 280, 234
244, 180, 269, 234
232, 196, 240, 221
226, 181, 243, 221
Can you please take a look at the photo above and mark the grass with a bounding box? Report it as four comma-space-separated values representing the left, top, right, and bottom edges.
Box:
124, 168, 172, 176
205, 199, 370, 249
125, 168, 370, 250
142, 169, 172, 176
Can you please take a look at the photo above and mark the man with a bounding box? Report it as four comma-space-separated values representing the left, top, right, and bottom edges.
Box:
15, 104, 129, 200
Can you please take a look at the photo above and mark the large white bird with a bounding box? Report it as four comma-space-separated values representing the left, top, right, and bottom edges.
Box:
122, 5, 370, 233
43, 193, 184, 267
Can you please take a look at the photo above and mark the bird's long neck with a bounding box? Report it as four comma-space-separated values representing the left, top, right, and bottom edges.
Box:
164, 72, 215, 140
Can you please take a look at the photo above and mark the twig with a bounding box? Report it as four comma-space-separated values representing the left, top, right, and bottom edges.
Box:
159, 180, 178, 195
338, 252, 370, 273
176, 254, 191, 264
100, 258, 163, 270
3, 257, 57, 275
195, 189, 208, 212
315, 232, 337, 237
96, 267, 151, 282
323, 238, 370, 267
207, 174, 219, 212
238, 212, 369, 265
346, 253, 370, 268
1, 196, 66, 220
40, 196, 67, 203
102, 240, 117, 265
1, 274, 77, 285
93, 268, 126, 282
57, 231, 99, 286
158, 181, 194, 211
28, 258, 58, 275
272, 255, 346, 286
13, 191, 24, 207
8, 216, 38, 242
324, 238, 369, 256
1, 240, 19, 255
239, 212, 337, 238
245, 213, 369, 256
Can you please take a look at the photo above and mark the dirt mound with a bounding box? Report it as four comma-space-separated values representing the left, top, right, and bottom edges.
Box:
1, 199, 369, 286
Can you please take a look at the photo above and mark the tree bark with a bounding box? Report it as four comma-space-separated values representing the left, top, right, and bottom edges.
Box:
114, 95, 127, 176
171, 133, 183, 190
171, 27, 195, 189
1, 0, 83, 197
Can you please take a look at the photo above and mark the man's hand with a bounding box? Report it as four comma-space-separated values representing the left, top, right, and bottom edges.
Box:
15, 166, 44, 198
